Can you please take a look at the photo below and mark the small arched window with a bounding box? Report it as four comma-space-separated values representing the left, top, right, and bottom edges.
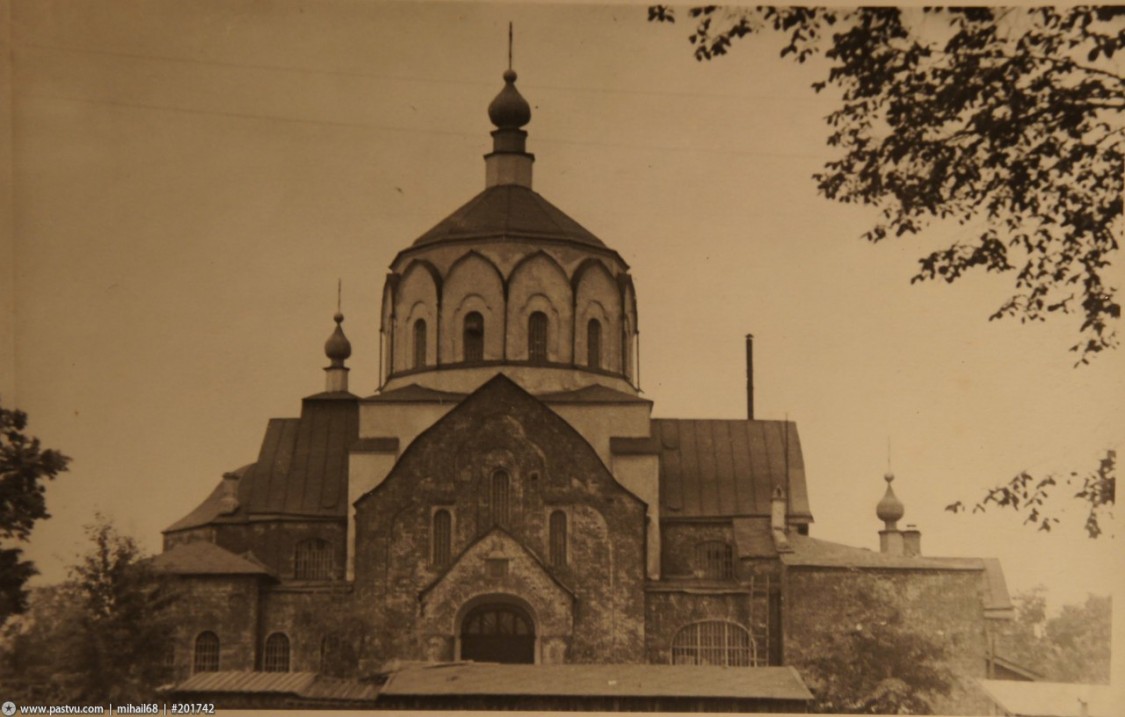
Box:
413, 318, 428, 369
549, 510, 567, 567
490, 470, 511, 528
433, 509, 452, 567
263, 633, 290, 672
463, 312, 484, 362
528, 312, 548, 363
587, 319, 602, 369
695, 541, 734, 580
295, 538, 334, 580
672, 621, 757, 667
193, 631, 220, 673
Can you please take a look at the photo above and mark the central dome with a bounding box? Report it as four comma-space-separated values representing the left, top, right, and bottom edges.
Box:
375, 68, 638, 397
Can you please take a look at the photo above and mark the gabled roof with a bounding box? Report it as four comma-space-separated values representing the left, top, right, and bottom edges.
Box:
652, 418, 812, 521
381, 663, 812, 700
410, 184, 605, 248
151, 540, 273, 577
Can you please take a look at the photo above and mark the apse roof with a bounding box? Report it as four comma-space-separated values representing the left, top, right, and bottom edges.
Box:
410, 184, 605, 248
652, 419, 812, 521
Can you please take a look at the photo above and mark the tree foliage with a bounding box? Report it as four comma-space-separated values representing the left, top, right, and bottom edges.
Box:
0, 517, 178, 704
791, 581, 954, 713
946, 449, 1115, 537
1, 400, 71, 622
649, 6, 1124, 362
995, 588, 1111, 684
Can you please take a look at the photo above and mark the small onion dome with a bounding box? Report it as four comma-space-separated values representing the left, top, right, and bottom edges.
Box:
876, 471, 905, 525
488, 69, 531, 129
324, 311, 352, 367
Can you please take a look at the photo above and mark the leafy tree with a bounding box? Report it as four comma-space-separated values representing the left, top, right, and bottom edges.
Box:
1, 400, 71, 622
791, 581, 953, 713
649, 6, 1124, 363
946, 449, 1115, 537
994, 588, 1111, 684
0, 517, 178, 704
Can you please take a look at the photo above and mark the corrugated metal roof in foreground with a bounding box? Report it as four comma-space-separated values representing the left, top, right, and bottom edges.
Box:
653, 418, 812, 520
172, 671, 378, 702
381, 663, 812, 700
977, 679, 1118, 717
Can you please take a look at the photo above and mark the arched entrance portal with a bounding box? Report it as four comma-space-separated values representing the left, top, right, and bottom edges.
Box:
460, 603, 535, 664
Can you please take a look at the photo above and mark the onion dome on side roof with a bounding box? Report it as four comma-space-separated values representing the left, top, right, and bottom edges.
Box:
876, 472, 905, 529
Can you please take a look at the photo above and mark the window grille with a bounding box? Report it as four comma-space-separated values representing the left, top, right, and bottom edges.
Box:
413, 319, 427, 368
549, 510, 567, 567
490, 470, 511, 527
263, 633, 290, 672
528, 312, 548, 363
695, 541, 734, 580
463, 312, 484, 362
671, 621, 758, 667
295, 538, 334, 580
193, 632, 220, 673
587, 319, 602, 369
433, 509, 452, 567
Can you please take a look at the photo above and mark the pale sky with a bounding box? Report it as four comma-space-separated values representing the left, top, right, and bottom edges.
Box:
4, 0, 1123, 618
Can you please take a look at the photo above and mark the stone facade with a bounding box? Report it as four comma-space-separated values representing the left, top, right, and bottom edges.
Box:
154, 66, 1013, 714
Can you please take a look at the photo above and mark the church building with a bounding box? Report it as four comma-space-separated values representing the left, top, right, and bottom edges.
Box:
156, 66, 1013, 713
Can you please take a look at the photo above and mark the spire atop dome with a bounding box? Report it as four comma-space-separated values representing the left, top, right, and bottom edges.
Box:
484, 28, 535, 189
323, 283, 351, 393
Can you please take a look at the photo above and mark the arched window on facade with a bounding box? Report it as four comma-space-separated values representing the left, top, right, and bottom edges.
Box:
528, 312, 548, 363
695, 540, 734, 580
549, 510, 567, 567
489, 470, 511, 528
193, 631, 220, 673
463, 312, 484, 362
433, 509, 452, 567
295, 538, 334, 580
587, 318, 602, 369
672, 621, 757, 667
460, 603, 535, 664
263, 633, 290, 672
413, 318, 427, 368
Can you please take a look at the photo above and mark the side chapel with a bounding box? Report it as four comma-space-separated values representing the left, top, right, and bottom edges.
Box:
156, 66, 1014, 712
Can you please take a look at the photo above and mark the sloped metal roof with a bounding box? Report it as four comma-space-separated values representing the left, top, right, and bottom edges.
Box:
163, 464, 252, 533
977, 680, 1116, 717
240, 397, 358, 517
381, 663, 812, 700
171, 671, 378, 702
364, 383, 467, 403
150, 540, 272, 577
411, 184, 605, 248
539, 384, 651, 404
652, 419, 812, 521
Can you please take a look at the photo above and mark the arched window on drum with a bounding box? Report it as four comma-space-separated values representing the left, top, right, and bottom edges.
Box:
413, 319, 428, 368
463, 312, 485, 362
528, 312, 548, 363
586, 318, 602, 369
